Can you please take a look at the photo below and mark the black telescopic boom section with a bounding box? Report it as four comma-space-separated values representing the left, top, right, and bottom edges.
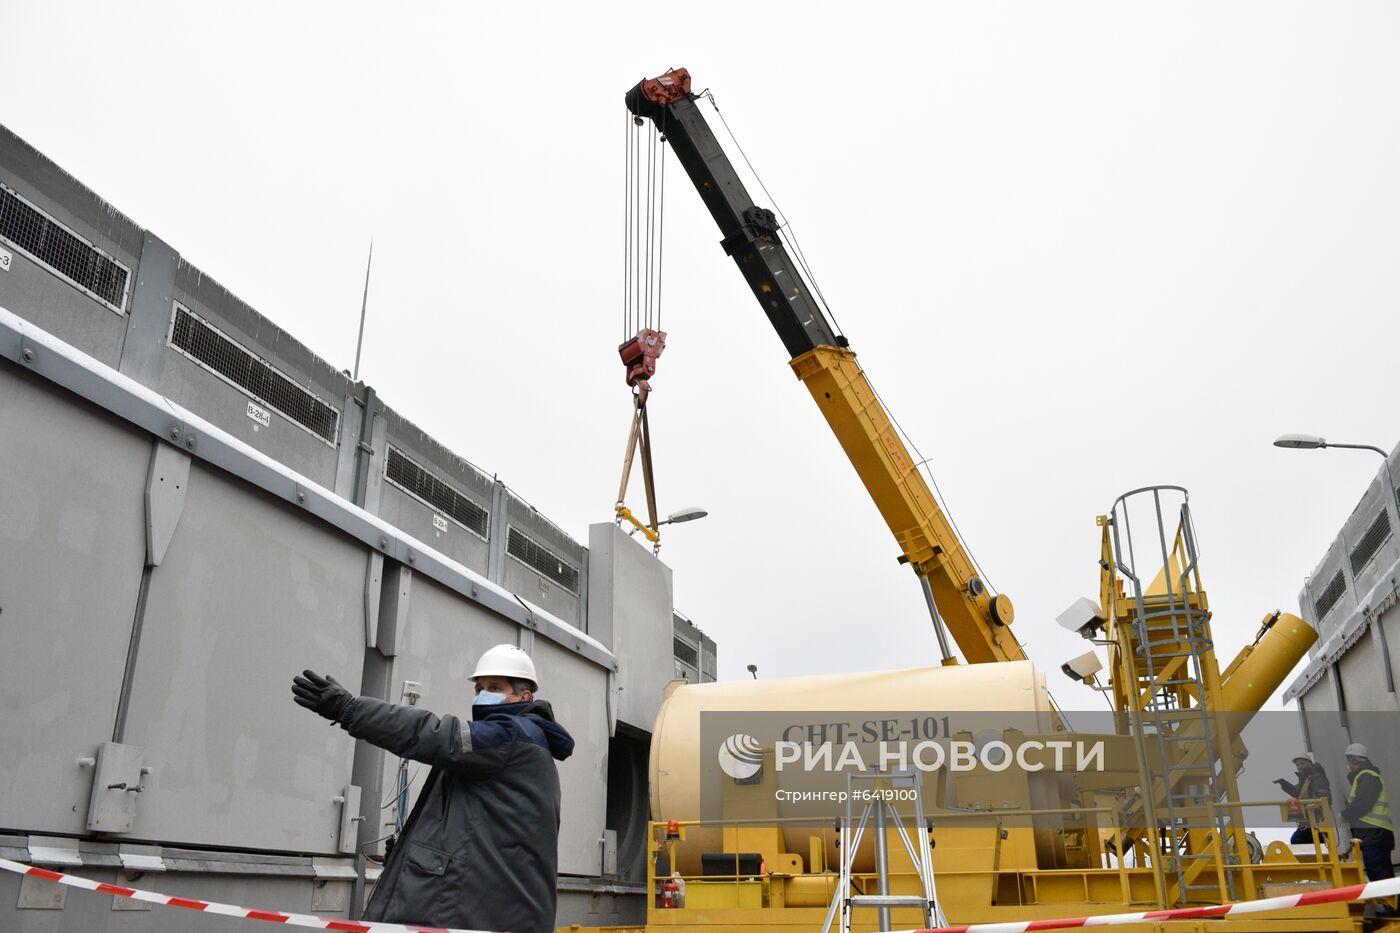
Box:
626, 71, 843, 358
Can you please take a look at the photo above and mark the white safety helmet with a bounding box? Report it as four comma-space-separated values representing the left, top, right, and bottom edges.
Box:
1345, 743, 1369, 759
1292, 752, 1314, 764
471, 644, 538, 692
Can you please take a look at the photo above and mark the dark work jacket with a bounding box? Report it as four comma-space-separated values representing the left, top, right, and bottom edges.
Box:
1279, 764, 1332, 808
347, 696, 574, 932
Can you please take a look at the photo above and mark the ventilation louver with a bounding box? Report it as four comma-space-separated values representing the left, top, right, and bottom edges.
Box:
1349, 511, 1392, 575
0, 182, 130, 313
673, 637, 700, 669
168, 304, 339, 443
507, 527, 580, 593
385, 447, 489, 538
1313, 569, 1347, 622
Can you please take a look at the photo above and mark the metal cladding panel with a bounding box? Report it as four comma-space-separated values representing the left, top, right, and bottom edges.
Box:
376, 443, 491, 578
700, 639, 717, 682
381, 407, 496, 507
158, 270, 346, 488
395, 573, 518, 683
0, 127, 145, 260
530, 636, 609, 876
377, 407, 493, 576
1307, 544, 1354, 639
557, 888, 646, 929
331, 393, 367, 501
1336, 636, 1399, 712
371, 576, 517, 850
1301, 714, 1349, 792
0, 865, 342, 932
503, 493, 584, 627
0, 362, 148, 834
1343, 483, 1398, 598
119, 461, 366, 853
0, 236, 128, 368
0, 126, 142, 368
1385, 605, 1400, 696
587, 523, 673, 730
377, 483, 491, 575
1300, 578, 1322, 657
1299, 666, 1339, 712
368, 580, 608, 877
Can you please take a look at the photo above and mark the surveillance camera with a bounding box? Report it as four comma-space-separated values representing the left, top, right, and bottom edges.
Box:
1061, 650, 1103, 683
1056, 597, 1107, 638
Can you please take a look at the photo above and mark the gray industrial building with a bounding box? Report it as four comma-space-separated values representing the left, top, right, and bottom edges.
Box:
672, 611, 717, 684
0, 122, 714, 929
1284, 442, 1400, 864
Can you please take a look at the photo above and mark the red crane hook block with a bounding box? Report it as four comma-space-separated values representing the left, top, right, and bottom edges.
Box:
619, 329, 667, 404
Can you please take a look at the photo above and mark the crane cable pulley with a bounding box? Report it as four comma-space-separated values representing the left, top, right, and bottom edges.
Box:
615, 94, 669, 551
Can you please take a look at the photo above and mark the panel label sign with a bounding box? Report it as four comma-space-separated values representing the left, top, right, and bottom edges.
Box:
432, 514, 449, 534
246, 400, 272, 427
0, 246, 12, 272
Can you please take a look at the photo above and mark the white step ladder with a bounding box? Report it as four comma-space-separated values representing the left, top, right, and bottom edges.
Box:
820, 769, 947, 933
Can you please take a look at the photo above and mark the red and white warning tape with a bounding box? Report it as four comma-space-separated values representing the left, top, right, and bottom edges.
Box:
5, 853, 1400, 932
0, 856, 498, 933
902, 875, 1400, 932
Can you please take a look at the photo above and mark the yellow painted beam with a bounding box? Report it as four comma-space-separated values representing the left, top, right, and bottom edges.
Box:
789, 345, 1023, 664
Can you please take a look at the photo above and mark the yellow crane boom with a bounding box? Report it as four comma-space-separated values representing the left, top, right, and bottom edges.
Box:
626, 69, 1022, 664
790, 346, 1020, 663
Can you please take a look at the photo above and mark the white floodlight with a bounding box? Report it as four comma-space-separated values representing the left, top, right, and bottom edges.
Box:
1056, 597, 1107, 639
1061, 650, 1104, 683
1273, 434, 1326, 450
660, 507, 709, 526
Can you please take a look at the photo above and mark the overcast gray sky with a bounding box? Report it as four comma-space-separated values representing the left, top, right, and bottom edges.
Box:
4, 2, 1398, 702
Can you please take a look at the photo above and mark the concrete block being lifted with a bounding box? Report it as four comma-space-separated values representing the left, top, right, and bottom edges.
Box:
587, 523, 674, 732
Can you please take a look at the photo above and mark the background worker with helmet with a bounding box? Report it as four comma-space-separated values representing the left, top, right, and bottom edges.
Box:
1274, 751, 1333, 846
291, 644, 575, 933
1341, 742, 1396, 905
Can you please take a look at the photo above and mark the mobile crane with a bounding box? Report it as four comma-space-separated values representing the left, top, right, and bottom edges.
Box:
598, 69, 1387, 933
626, 68, 1018, 666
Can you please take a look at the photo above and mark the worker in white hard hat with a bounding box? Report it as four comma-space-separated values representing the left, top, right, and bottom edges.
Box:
291, 644, 574, 933
1341, 742, 1395, 904
1274, 751, 1332, 847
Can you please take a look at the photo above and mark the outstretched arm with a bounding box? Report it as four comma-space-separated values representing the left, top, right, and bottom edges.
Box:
344, 696, 518, 777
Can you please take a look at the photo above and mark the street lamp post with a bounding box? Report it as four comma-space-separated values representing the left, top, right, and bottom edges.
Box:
1273, 433, 1400, 515
1273, 434, 1389, 458
657, 506, 709, 527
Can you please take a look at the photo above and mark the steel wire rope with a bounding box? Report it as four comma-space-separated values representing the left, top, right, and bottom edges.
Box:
623, 108, 633, 340
709, 93, 1009, 606
860, 367, 1007, 604
650, 124, 660, 329
628, 109, 640, 338
702, 93, 1004, 598
641, 121, 652, 329
699, 90, 846, 340
657, 113, 666, 331
633, 115, 643, 335
699, 88, 1040, 674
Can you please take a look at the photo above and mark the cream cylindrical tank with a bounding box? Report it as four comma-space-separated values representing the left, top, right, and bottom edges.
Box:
649, 660, 1053, 872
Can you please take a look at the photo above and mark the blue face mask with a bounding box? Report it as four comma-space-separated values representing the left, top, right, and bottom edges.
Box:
473, 691, 509, 707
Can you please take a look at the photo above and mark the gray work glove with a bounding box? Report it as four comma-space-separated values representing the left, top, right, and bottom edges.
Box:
292, 670, 356, 725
